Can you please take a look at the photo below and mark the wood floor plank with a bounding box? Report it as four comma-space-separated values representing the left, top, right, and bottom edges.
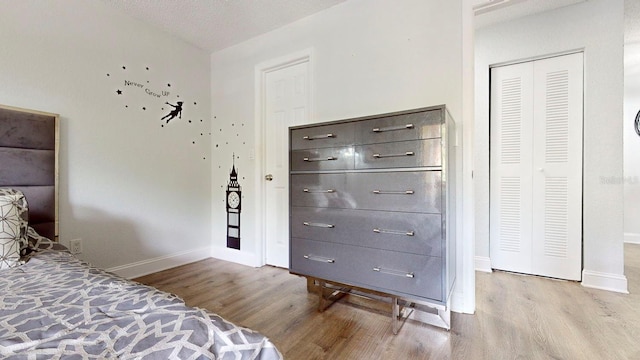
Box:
135, 244, 640, 359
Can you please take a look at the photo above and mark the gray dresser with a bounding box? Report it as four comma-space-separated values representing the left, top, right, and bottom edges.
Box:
289, 105, 456, 329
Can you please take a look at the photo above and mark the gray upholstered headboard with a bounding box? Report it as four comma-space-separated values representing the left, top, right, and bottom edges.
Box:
0, 105, 59, 241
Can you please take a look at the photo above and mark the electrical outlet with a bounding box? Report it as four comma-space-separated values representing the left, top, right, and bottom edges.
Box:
69, 239, 82, 254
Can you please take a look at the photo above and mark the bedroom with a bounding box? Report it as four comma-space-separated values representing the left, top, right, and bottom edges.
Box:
0, 0, 636, 358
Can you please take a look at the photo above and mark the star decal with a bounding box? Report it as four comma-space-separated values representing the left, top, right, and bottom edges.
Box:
116, 89, 122, 95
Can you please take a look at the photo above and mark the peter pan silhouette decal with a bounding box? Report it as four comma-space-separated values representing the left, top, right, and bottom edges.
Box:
162, 101, 183, 123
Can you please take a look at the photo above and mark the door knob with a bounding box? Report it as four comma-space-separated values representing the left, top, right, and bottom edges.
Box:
265, 174, 273, 181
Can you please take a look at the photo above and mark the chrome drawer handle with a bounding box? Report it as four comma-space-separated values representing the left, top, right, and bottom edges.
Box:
304, 255, 335, 263
303, 133, 335, 140
372, 151, 414, 158
303, 222, 335, 228
372, 124, 414, 133
372, 190, 414, 195
373, 228, 415, 236
303, 188, 336, 193
303, 156, 337, 162
373, 267, 415, 278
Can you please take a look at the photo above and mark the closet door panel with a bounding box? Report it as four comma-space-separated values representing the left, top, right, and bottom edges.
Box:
489, 61, 534, 274
531, 53, 583, 281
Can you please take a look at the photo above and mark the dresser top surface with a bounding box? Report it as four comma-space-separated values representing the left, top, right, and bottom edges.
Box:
289, 104, 447, 130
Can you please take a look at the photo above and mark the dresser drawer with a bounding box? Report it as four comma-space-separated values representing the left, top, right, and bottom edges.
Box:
348, 171, 442, 213
355, 139, 441, 169
291, 207, 442, 257
351, 246, 443, 301
290, 173, 348, 208
355, 109, 442, 145
291, 171, 442, 213
291, 147, 354, 171
290, 238, 344, 281
290, 238, 443, 301
291, 122, 355, 150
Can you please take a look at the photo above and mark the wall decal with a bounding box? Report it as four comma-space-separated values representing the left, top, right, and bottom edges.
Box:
226, 154, 242, 250
635, 109, 640, 137
161, 101, 183, 123
105, 64, 211, 159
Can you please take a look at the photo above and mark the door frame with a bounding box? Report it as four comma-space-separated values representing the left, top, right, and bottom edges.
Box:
488, 49, 585, 277
254, 49, 314, 266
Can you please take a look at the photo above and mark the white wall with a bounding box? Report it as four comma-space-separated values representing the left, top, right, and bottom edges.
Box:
624, 42, 640, 244
210, 0, 474, 311
0, 0, 212, 277
475, 0, 628, 292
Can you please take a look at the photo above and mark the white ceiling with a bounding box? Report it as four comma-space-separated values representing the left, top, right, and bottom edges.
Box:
98, 0, 347, 53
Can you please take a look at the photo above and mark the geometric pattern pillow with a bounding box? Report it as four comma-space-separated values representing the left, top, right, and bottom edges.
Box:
0, 188, 28, 270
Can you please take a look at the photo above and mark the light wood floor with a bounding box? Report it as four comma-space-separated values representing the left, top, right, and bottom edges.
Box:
135, 244, 640, 359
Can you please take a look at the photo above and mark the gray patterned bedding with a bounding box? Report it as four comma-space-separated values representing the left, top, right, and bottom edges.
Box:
0, 244, 282, 359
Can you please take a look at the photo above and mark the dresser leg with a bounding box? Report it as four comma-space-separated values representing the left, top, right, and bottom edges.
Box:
306, 277, 318, 294
318, 280, 326, 311
317, 280, 348, 312
392, 297, 400, 334
392, 297, 413, 334
399, 300, 451, 331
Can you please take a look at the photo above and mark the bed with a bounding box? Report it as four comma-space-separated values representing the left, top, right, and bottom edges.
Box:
0, 105, 282, 359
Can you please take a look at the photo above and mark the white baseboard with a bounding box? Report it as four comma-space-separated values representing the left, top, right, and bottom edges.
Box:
624, 232, 640, 244
581, 269, 629, 294
210, 245, 262, 267
475, 256, 492, 273
107, 246, 212, 280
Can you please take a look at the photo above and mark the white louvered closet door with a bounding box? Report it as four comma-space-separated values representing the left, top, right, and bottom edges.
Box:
490, 52, 583, 280
530, 54, 583, 280
490, 61, 535, 274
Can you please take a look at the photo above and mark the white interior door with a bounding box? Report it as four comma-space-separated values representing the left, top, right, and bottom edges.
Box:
530, 54, 583, 280
490, 61, 535, 274
264, 61, 309, 268
490, 52, 583, 280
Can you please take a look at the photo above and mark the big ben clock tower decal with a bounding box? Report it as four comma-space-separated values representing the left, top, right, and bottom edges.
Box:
226, 154, 241, 249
